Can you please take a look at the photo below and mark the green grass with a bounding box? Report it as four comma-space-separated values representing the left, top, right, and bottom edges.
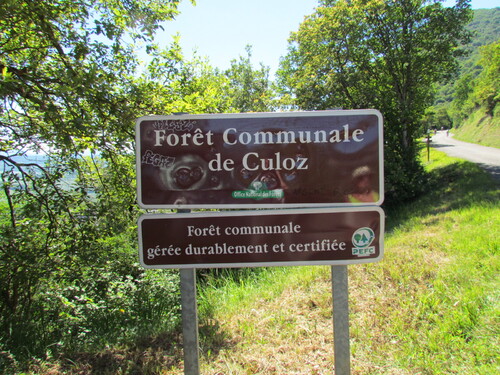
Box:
453, 106, 500, 148
190, 149, 499, 375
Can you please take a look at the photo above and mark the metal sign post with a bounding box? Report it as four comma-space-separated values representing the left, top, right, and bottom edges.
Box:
178, 209, 200, 375
332, 265, 351, 375
180, 268, 200, 375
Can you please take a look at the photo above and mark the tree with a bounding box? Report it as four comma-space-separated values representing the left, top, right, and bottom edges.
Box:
0, 0, 199, 360
224, 45, 275, 112
473, 41, 499, 116
448, 40, 499, 126
135, 43, 276, 115
278, 0, 472, 202
422, 106, 453, 132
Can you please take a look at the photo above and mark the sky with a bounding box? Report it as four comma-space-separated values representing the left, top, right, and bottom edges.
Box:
156, 0, 498, 76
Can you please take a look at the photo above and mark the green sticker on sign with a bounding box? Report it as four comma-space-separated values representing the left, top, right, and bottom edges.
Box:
232, 181, 284, 200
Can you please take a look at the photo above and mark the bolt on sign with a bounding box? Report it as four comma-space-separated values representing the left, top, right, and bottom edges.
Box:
138, 207, 384, 269
135, 110, 383, 209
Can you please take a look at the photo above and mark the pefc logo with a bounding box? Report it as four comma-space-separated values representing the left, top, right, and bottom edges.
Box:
352, 227, 376, 257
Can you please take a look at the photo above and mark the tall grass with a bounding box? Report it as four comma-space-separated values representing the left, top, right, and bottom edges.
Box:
192, 149, 499, 374
452, 106, 500, 148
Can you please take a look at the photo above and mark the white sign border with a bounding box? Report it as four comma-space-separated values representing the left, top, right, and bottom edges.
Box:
138, 206, 384, 269
135, 109, 384, 209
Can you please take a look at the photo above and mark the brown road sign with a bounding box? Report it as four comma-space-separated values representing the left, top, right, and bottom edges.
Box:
135, 110, 383, 209
138, 207, 384, 269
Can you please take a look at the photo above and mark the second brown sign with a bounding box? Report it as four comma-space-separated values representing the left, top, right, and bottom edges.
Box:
139, 207, 384, 269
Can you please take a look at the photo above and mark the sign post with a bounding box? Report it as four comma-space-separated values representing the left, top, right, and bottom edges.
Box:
177, 209, 200, 375
135, 110, 384, 374
332, 265, 351, 375
180, 268, 199, 375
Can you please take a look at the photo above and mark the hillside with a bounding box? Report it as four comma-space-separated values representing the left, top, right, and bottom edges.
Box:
460, 8, 499, 79
452, 106, 500, 148
466, 8, 500, 58
435, 8, 499, 105
431, 8, 499, 147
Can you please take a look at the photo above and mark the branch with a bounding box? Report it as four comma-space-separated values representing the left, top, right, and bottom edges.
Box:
1, 173, 16, 229
1, 155, 77, 223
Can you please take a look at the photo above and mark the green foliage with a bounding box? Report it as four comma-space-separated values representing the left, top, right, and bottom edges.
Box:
0, 0, 196, 364
0, 162, 182, 360
135, 43, 276, 115
138, 41, 234, 115
473, 41, 499, 116
445, 39, 499, 128
467, 8, 500, 47
435, 8, 500, 105
224, 46, 275, 113
422, 106, 453, 131
432, 8, 499, 138
277, 0, 473, 203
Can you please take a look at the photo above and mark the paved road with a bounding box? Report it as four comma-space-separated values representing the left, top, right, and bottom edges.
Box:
430, 130, 500, 183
